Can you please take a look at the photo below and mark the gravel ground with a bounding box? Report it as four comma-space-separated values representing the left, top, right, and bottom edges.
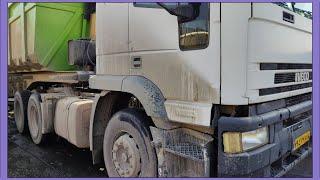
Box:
8, 117, 312, 178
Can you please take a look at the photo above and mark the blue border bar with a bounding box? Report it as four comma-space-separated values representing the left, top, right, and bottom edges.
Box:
0, 1, 317, 179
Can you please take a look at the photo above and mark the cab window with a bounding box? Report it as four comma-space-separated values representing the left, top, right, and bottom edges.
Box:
178, 3, 210, 50
133, 3, 210, 50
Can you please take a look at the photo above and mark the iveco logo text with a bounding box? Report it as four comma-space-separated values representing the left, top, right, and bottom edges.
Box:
295, 72, 310, 82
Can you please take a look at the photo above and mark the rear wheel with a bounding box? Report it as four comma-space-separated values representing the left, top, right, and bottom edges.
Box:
27, 92, 46, 144
14, 90, 31, 134
103, 108, 157, 177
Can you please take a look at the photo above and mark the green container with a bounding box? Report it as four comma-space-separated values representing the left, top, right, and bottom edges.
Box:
8, 3, 88, 72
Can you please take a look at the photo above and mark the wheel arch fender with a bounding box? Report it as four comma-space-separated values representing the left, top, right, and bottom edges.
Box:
89, 75, 168, 119
121, 76, 167, 119
89, 75, 170, 164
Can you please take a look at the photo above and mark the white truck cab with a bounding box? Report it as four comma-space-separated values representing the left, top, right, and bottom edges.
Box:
90, 3, 312, 177
11, 2, 312, 177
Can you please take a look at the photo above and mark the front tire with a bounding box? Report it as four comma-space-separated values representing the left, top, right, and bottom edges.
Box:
103, 108, 157, 177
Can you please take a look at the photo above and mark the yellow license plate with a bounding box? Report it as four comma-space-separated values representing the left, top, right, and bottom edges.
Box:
294, 131, 311, 150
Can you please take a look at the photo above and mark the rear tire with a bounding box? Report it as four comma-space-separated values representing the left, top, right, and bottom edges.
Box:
27, 92, 46, 144
14, 90, 31, 134
103, 108, 157, 177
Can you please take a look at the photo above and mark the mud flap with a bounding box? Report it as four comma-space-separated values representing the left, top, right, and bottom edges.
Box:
150, 127, 214, 177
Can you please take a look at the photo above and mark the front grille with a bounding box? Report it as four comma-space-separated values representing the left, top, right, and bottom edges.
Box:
275, 73, 312, 84
260, 63, 312, 70
285, 93, 312, 107
259, 83, 312, 96
255, 93, 311, 115
283, 110, 312, 128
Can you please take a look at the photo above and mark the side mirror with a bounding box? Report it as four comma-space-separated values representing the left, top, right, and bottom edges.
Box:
157, 3, 200, 23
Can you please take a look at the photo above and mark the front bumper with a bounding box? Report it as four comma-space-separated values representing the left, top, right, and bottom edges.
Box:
217, 100, 312, 177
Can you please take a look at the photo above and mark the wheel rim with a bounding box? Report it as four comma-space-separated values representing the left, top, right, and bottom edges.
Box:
14, 100, 23, 130
29, 103, 40, 138
112, 133, 141, 177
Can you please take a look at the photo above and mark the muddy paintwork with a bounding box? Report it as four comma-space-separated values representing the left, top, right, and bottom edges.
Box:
94, 3, 221, 106
94, 3, 311, 106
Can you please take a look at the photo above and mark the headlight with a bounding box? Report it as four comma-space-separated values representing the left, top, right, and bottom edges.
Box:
223, 127, 268, 153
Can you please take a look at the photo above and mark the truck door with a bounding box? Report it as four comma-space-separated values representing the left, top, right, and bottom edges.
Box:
128, 3, 221, 104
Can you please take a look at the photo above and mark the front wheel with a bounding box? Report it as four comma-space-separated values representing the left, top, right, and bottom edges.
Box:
103, 108, 157, 177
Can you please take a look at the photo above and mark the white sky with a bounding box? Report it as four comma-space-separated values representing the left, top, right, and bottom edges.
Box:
295, 3, 312, 12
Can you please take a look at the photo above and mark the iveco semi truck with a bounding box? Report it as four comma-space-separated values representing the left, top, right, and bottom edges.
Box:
9, 2, 312, 177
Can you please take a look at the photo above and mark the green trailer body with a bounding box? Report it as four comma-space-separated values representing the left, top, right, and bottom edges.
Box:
8, 3, 88, 72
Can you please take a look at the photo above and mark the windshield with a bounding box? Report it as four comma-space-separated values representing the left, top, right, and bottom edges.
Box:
274, 3, 312, 19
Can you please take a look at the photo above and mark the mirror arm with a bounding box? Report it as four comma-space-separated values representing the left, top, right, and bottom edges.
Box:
157, 2, 200, 23
157, 3, 176, 16
291, 2, 296, 12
